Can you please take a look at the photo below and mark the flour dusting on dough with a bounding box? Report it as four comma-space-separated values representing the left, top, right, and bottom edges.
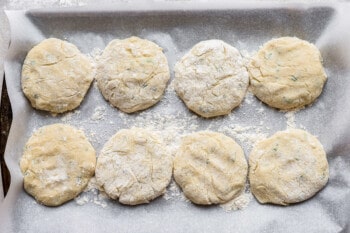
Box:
174, 40, 249, 118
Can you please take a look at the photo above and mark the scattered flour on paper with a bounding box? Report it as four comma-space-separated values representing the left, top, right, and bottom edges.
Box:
163, 180, 189, 202
75, 190, 108, 208
285, 111, 296, 129
75, 177, 108, 208
90, 106, 106, 121
75, 194, 89, 206
243, 92, 254, 105
220, 190, 253, 212
217, 122, 267, 149
92, 79, 99, 90
88, 48, 103, 62
60, 110, 81, 123
282, 107, 304, 129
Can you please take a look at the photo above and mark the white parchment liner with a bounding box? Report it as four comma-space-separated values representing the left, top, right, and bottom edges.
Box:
1, 2, 350, 232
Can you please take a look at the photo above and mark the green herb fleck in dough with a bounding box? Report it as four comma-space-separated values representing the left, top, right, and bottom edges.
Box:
265, 52, 273, 60
283, 96, 293, 104
290, 75, 298, 81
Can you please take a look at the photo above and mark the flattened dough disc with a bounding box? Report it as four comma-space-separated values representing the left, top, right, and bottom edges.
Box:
174, 131, 247, 205
20, 124, 96, 206
248, 37, 327, 110
96, 37, 170, 113
174, 40, 249, 118
95, 128, 173, 205
22, 38, 94, 113
249, 129, 329, 205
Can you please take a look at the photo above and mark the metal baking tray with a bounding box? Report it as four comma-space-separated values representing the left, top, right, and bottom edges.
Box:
1, 2, 350, 233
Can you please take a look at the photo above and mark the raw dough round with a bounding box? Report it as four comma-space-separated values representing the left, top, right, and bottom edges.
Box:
173, 131, 247, 205
96, 37, 170, 113
249, 129, 329, 205
174, 40, 249, 118
21, 38, 95, 113
248, 37, 327, 110
95, 128, 173, 205
20, 124, 96, 206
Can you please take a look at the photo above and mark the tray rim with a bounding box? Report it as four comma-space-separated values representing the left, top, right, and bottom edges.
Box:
25, 1, 345, 16
1, 0, 345, 207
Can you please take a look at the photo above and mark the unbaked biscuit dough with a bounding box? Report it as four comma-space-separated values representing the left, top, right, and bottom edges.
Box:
22, 38, 94, 113
174, 40, 249, 118
96, 37, 170, 113
249, 129, 329, 205
20, 124, 96, 206
95, 128, 173, 205
174, 131, 248, 205
248, 37, 327, 110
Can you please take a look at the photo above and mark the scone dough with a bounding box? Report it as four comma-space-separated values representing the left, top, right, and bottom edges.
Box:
20, 124, 96, 206
174, 131, 247, 205
174, 40, 249, 118
22, 38, 94, 113
249, 129, 329, 205
95, 128, 173, 205
96, 37, 170, 113
248, 37, 327, 110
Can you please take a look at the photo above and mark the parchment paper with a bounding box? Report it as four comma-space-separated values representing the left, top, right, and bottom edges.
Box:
1, 2, 350, 233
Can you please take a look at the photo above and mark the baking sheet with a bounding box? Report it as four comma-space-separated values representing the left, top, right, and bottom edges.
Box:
0, 8, 6, 201
1, 2, 350, 232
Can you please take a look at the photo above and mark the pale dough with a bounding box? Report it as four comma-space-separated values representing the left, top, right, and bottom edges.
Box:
248, 37, 327, 110
96, 37, 170, 113
95, 128, 173, 205
173, 131, 247, 205
20, 124, 96, 206
174, 40, 249, 118
22, 38, 95, 113
249, 129, 329, 205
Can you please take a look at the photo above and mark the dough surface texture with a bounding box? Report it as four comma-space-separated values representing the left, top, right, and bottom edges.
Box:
95, 128, 173, 205
174, 131, 247, 205
174, 40, 249, 118
248, 37, 327, 110
96, 37, 170, 113
22, 38, 94, 113
249, 129, 329, 205
20, 124, 96, 206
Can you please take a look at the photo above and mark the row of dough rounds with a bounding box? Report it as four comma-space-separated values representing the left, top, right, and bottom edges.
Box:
21, 36, 327, 117
20, 124, 329, 207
